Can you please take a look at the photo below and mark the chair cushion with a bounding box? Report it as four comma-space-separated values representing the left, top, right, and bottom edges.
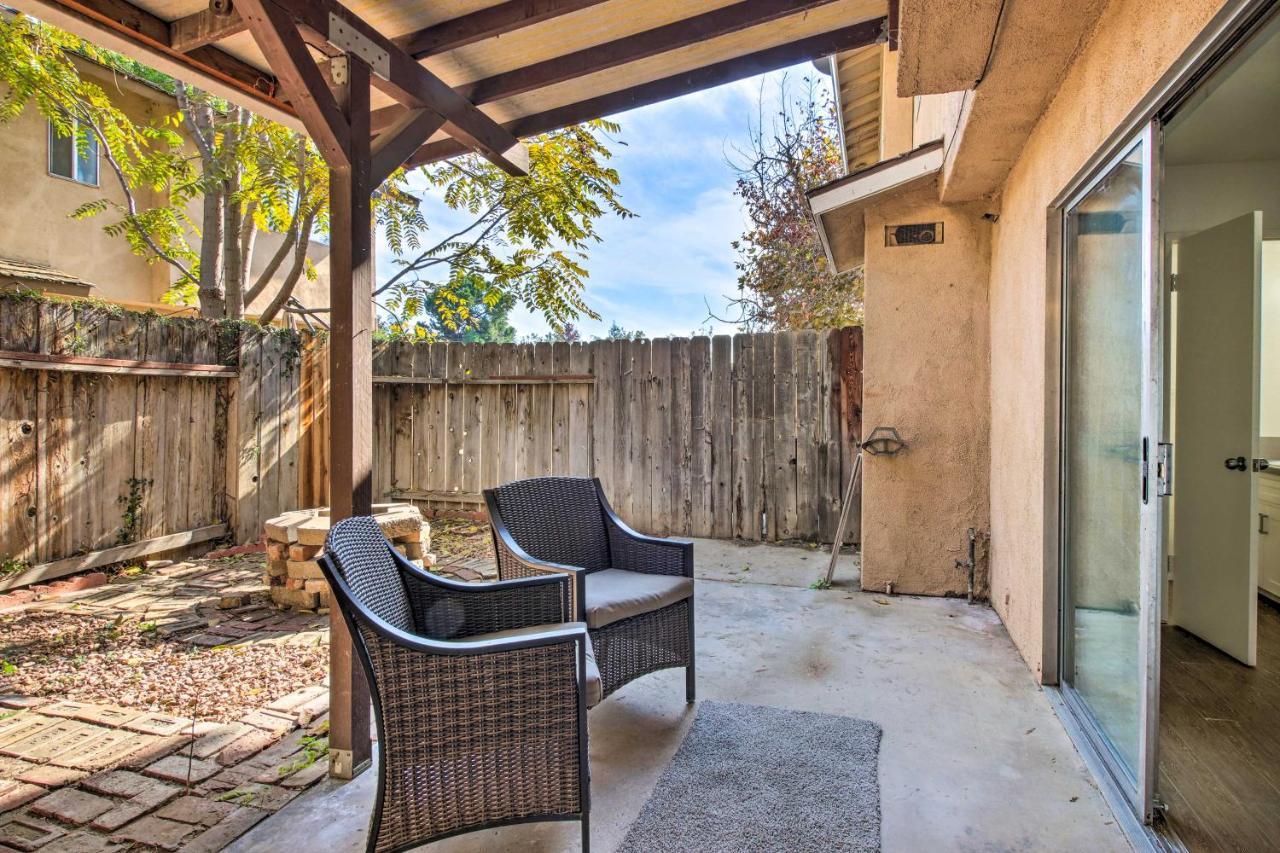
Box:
466, 622, 602, 708
585, 569, 693, 630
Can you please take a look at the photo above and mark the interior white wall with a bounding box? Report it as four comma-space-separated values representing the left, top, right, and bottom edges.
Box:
1263, 241, 1280, 437
1164, 159, 1280, 240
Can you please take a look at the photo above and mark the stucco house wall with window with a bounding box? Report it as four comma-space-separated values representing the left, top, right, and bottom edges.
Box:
0, 58, 330, 319
811, 0, 1237, 681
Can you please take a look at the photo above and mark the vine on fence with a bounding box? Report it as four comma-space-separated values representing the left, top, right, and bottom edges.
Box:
116, 477, 152, 545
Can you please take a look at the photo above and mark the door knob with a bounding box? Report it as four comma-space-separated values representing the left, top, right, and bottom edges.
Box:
1225, 456, 1247, 471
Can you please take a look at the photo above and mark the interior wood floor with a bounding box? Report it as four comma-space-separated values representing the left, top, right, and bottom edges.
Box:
1159, 598, 1280, 852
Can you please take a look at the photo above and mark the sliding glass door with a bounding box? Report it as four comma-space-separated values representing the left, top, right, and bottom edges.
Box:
1060, 124, 1161, 819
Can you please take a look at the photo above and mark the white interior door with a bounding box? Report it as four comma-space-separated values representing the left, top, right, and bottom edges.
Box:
1172, 211, 1262, 666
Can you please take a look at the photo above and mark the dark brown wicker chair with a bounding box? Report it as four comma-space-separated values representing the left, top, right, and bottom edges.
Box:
319, 516, 594, 853
483, 476, 695, 704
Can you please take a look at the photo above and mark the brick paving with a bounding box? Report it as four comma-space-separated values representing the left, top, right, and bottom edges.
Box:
0, 558, 336, 852
0, 543, 498, 852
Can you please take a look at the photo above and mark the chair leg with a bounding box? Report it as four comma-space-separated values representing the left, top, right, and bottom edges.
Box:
582, 811, 591, 853
685, 598, 696, 704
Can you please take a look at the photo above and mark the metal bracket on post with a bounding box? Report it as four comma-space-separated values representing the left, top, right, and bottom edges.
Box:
861, 426, 907, 457
329, 748, 370, 781
330, 55, 348, 86
328, 13, 390, 80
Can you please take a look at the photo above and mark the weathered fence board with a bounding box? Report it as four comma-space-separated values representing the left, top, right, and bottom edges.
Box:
356, 328, 862, 542
0, 299, 301, 573
1, 296, 862, 583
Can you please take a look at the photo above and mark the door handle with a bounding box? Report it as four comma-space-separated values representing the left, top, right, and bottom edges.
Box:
1225, 456, 1248, 471
1254, 458, 1276, 472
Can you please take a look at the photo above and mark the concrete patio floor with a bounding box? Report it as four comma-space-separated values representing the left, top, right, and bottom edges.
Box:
230, 539, 1131, 853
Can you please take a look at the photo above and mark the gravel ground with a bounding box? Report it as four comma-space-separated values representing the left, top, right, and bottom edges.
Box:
0, 519, 490, 724
430, 517, 493, 562
0, 610, 327, 722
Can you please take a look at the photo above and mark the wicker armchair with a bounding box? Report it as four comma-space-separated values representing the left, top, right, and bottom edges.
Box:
319, 516, 595, 853
484, 476, 695, 704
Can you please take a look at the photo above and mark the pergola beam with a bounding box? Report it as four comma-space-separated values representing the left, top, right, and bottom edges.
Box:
27, 0, 289, 117
170, 2, 246, 52
372, 108, 447, 186
236, 0, 350, 164
404, 16, 888, 167
233, 0, 483, 780
262, 0, 530, 175
167, 0, 609, 61
325, 51, 375, 782
458, 0, 848, 105
396, 0, 609, 59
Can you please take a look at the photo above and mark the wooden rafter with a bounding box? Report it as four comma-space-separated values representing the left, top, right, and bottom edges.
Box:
404, 17, 888, 167
24, 0, 289, 116
170, 2, 245, 52
458, 0, 848, 105
395, 0, 609, 59
236, 0, 350, 164
255, 0, 529, 175
371, 108, 447, 186
166, 0, 610, 61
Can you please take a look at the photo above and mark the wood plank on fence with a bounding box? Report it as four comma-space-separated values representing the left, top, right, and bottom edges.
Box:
2, 297, 862, 574
709, 335, 732, 540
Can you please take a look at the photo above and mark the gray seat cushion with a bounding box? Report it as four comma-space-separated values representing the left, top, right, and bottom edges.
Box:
466, 622, 602, 708
585, 569, 693, 630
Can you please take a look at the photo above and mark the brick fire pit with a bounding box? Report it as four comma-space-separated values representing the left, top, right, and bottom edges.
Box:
262, 504, 433, 612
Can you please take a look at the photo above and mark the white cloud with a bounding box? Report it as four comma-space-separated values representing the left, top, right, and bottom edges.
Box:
373, 64, 831, 340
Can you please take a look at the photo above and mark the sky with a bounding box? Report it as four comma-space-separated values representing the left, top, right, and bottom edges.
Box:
374, 63, 832, 340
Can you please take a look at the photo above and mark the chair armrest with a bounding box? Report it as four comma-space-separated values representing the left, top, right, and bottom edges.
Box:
487, 513, 588, 621
598, 487, 694, 578
388, 546, 572, 638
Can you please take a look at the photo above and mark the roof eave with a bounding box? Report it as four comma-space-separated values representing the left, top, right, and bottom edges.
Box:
808, 139, 944, 271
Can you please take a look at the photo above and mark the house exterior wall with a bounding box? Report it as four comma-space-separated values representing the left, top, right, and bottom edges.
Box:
986, 0, 1226, 678
0, 67, 170, 309
860, 185, 992, 596
0, 61, 330, 320
879, 47, 915, 159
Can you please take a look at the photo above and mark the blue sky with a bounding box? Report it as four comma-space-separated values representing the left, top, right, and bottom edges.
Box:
375, 63, 831, 339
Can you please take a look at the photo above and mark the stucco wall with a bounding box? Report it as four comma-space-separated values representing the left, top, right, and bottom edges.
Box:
861, 185, 992, 596
987, 0, 1225, 678
0, 61, 330, 319
879, 48, 916, 159
0, 67, 169, 308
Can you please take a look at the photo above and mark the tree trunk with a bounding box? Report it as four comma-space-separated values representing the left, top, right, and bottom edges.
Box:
197, 187, 226, 318
257, 208, 318, 325
221, 109, 245, 319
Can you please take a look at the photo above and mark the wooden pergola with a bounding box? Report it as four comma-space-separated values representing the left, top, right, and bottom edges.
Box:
15, 0, 888, 779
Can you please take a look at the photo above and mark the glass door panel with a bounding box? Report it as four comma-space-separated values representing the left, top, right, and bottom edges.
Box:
1061, 129, 1159, 812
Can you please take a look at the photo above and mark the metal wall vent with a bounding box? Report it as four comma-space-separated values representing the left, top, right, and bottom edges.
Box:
886, 222, 944, 246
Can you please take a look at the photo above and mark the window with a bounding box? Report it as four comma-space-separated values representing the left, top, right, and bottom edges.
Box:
47, 119, 99, 186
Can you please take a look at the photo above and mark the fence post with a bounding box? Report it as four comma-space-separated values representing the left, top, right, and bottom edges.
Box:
838, 326, 864, 545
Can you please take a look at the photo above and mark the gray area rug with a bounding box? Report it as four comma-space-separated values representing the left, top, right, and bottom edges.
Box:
617, 701, 882, 852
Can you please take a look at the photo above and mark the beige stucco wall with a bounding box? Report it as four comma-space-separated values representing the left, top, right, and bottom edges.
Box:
0, 61, 330, 320
860, 184, 992, 596
0, 66, 171, 309
986, 0, 1226, 678
879, 48, 915, 159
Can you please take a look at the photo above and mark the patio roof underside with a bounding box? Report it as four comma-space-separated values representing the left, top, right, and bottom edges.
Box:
16, 0, 888, 168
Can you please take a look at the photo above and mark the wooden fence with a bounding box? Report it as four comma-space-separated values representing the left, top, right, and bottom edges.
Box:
0, 299, 301, 586
0, 297, 861, 589
333, 327, 863, 542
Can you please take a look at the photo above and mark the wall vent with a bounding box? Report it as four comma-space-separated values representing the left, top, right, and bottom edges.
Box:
886, 222, 944, 247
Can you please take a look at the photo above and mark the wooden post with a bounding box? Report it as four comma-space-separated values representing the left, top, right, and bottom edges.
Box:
234, 0, 528, 784
327, 53, 374, 781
